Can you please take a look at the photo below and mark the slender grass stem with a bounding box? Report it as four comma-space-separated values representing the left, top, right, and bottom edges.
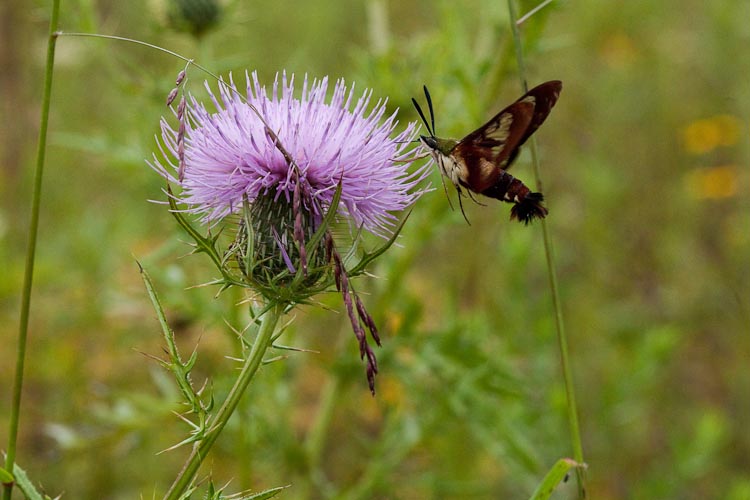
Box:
162, 303, 283, 500
58, 32, 301, 170
515, 0, 556, 26
3, 2, 60, 499
297, 373, 341, 500
297, 331, 351, 500
505, 0, 587, 497
56, 32, 217, 81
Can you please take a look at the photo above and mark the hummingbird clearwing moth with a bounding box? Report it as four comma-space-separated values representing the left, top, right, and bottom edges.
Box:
412, 81, 562, 224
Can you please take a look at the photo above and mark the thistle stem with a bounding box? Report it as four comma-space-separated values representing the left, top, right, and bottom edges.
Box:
162, 303, 283, 500
506, 0, 587, 497
3, 2, 60, 499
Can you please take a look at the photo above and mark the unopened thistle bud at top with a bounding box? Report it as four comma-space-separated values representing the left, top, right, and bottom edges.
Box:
167, 0, 221, 38
150, 71, 429, 297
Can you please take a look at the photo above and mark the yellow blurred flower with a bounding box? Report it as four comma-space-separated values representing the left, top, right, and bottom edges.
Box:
379, 375, 405, 406
713, 114, 743, 147
600, 32, 638, 69
684, 165, 739, 199
682, 115, 744, 155
385, 311, 404, 333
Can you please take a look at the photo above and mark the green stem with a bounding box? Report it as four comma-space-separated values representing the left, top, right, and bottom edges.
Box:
304, 374, 340, 466
162, 303, 284, 500
298, 341, 346, 500
3, 2, 60, 499
297, 380, 339, 500
505, 0, 586, 497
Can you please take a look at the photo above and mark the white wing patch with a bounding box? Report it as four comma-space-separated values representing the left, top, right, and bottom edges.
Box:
478, 157, 497, 181
434, 151, 468, 187
489, 112, 514, 143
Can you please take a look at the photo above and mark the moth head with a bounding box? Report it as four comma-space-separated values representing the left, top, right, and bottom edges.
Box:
420, 135, 458, 157
420, 135, 438, 149
412, 84, 475, 224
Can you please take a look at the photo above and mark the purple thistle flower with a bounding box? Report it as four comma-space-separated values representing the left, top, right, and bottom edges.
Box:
150, 71, 429, 238
149, 71, 430, 394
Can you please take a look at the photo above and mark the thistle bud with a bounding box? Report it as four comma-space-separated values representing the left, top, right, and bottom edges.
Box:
167, 0, 221, 38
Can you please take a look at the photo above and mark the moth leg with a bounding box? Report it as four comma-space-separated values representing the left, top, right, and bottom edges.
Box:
440, 173, 455, 212
465, 188, 487, 207
434, 156, 456, 212
456, 188, 471, 226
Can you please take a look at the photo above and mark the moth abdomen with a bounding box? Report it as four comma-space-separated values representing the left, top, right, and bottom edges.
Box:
510, 192, 547, 225
481, 171, 548, 224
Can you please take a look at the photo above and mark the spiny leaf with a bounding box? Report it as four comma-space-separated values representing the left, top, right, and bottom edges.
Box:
241, 485, 290, 500
12, 462, 58, 500
242, 195, 256, 275
167, 186, 238, 284
185, 348, 199, 372
528, 458, 583, 500
342, 223, 366, 264
0, 466, 13, 484
349, 210, 412, 276
303, 180, 344, 258
139, 261, 209, 424
139, 261, 182, 365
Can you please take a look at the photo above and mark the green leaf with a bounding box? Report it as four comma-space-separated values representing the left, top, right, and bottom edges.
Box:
242, 484, 290, 500
304, 180, 344, 255
242, 195, 256, 276
348, 210, 412, 276
12, 462, 56, 500
139, 261, 208, 421
167, 186, 238, 285
528, 458, 582, 500
0, 466, 13, 484
342, 223, 366, 264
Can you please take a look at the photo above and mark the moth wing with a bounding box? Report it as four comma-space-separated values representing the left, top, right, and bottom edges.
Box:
451, 81, 562, 192
452, 101, 535, 192
505, 80, 562, 166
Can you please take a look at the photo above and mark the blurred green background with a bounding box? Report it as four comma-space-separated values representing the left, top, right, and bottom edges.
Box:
1, 0, 749, 498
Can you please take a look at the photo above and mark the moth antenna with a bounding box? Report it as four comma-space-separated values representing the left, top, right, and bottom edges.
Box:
411, 97, 433, 137
423, 85, 436, 136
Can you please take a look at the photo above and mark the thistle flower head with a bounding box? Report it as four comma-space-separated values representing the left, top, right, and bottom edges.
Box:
149, 71, 429, 393
151, 71, 427, 238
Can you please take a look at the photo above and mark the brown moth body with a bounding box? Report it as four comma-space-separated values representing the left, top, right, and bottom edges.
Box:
412, 81, 562, 224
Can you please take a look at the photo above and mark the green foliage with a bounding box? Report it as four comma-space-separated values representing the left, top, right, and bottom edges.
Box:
194, 482, 288, 500
10, 462, 58, 500
139, 263, 213, 451
529, 459, 582, 500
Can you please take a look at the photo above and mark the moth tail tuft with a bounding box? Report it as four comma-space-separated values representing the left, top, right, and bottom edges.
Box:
510, 192, 548, 225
